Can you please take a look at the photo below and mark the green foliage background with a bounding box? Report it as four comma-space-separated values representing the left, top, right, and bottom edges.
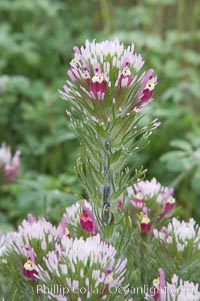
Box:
0, 0, 200, 231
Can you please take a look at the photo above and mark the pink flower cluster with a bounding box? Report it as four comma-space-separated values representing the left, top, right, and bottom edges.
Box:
126, 178, 175, 233
148, 268, 200, 301
154, 217, 200, 252
59, 39, 157, 108
0, 142, 20, 183
0, 214, 60, 282
37, 234, 128, 300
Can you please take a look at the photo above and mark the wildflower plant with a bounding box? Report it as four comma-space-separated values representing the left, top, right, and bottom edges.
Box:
0, 39, 200, 301
59, 39, 159, 223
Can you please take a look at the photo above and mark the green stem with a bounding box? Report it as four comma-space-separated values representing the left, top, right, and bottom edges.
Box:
102, 139, 111, 223
11, 289, 18, 301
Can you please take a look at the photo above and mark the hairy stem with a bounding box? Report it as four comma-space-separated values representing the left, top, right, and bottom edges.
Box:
102, 139, 111, 223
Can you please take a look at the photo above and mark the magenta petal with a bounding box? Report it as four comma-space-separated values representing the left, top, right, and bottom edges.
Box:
80, 206, 97, 234
141, 88, 153, 104
141, 222, 151, 233
164, 201, 175, 213
23, 268, 38, 281
90, 81, 106, 95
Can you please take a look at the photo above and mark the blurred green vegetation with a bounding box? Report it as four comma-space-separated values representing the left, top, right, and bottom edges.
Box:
0, 0, 200, 230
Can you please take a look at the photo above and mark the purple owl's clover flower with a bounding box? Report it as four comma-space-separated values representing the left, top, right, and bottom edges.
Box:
127, 178, 176, 227
154, 217, 200, 252
147, 268, 200, 301
59, 39, 157, 113
0, 143, 20, 183
37, 234, 129, 300
0, 214, 61, 283
59, 40, 160, 226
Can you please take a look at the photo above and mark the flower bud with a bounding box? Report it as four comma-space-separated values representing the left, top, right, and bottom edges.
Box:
23, 260, 38, 281
80, 205, 98, 234
140, 215, 151, 233
163, 197, 175, 213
